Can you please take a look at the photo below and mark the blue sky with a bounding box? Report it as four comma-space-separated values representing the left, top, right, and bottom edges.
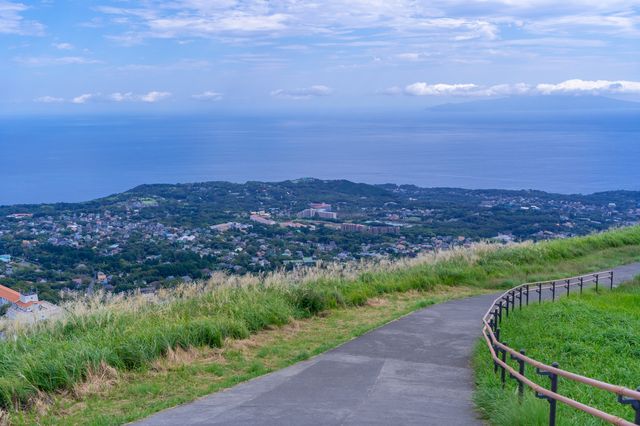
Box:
2, 0, 640, 114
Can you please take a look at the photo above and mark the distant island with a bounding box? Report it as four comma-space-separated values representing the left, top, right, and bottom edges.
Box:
429, 95, 640, 113
1, 178, 639, 302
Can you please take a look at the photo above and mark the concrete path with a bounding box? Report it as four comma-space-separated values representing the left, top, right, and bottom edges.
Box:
135, 263, 640, 426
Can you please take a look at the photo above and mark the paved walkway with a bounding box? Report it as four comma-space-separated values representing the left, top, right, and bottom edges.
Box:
135, 263, 640, 426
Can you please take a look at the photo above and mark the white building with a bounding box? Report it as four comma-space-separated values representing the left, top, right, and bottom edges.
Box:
0, 284, 61, 323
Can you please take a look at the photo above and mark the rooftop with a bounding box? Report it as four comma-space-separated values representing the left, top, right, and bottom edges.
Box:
0, 284, 21, 304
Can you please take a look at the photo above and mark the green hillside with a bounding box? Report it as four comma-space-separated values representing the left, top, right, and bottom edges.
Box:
474, 273, 640, 425
2, 225, 640, 424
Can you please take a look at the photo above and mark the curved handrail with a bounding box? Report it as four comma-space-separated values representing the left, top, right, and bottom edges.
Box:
481, 270, 640, 425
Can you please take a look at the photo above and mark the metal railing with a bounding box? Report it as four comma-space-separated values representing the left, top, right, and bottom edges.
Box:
482, 271, 640, 426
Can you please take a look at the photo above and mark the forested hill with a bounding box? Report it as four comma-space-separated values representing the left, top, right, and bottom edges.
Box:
2, 178, 639, 219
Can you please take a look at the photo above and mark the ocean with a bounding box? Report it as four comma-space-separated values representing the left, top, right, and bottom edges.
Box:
1, 110, 639, 205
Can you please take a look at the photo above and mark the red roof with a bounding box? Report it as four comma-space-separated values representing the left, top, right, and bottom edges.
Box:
15, 300, 37, 309
0, 284, 21, 303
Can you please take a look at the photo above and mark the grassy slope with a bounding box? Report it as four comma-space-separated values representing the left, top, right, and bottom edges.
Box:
473, 277, 640, 425
1, 225, 640, 424
14, 287, 484, 425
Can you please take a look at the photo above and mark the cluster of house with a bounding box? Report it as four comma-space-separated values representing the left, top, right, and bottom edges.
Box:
0, 284, 60, 323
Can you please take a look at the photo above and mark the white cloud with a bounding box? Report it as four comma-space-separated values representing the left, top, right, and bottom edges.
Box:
0, 1, 44, 35
88, 0, 640, 68
108, 92, 136, 102
271, 85, 333, 100
108, 91, 172, 103
145, 13, 289, 37
536, 79, 640, 95
33, 91, 173, 105
15, 56, 101, 66
192, 91, 223, 101
72, 93, 94, 104
96, 1, 504, 43
405, 82, 479, 96
478, 83, 533, 96
416, 18, 499, 40
396, 52, 429, 62
140, 91, 172, 102
525, 15, 639, 36
398, 79, 640, 97
34, 95, 64, 103
52, 42, 74, 50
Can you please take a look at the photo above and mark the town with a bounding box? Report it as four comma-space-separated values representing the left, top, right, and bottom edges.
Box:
1, 179, 639, 304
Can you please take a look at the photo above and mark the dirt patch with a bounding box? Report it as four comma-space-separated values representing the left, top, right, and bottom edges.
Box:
230, 320, 306, 348
365, 297, 390, 307
73, 362, 119, 398
152, 347, 226, 372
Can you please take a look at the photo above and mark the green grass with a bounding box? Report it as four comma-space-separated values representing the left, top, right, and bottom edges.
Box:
1, 225, 640, 423
473, 277, 640, 425
12, 287, 483, 425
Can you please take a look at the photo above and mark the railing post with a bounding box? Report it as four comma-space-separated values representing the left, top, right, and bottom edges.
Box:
566, 279, 570, 297
525, 284, 530, 306
505, 295, 510, 318
551, 281, 556, 302
595, 274, 599, 293
538, 282, 542, 303
617, 386, 640, 425
519, 287, 523, 310
579, 277, 584, 294
536, 362, 559, 426
610, 271, 614, 290
498, 301, 503, 324
510, 349, 526, 400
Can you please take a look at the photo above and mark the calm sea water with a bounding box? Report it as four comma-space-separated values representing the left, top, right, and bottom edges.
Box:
1, 111, 639, 205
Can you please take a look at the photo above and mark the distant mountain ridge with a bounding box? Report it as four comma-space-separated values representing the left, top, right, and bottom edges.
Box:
429, 95, 640, 113
2, 178, 639, 211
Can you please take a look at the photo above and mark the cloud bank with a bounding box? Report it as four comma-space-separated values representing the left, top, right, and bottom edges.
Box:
32, 79, 640, 106
92, 0, 640, 47
400, 79, 640, 97
536, 79, 640, 95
